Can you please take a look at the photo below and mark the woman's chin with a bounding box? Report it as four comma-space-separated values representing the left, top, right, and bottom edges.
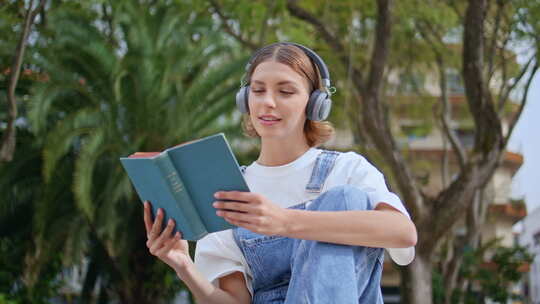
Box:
256, 129, 287, 139
257, 130, 280, 138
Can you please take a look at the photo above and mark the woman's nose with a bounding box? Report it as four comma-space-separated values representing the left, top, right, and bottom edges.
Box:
258, 92, 276, 108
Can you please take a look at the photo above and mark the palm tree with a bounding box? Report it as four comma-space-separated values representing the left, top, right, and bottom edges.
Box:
18, 1, 246, 302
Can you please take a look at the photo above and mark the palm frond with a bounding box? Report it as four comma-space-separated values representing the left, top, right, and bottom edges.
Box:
73, 129, 105, 221
42, 108, 101, 182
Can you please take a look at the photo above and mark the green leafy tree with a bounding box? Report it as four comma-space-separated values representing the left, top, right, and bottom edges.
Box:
0, 4, 64, 301
0, 129, 66, 304
434, 239, 534, 304
1, 0, 246, 302
206, 1, 539, 303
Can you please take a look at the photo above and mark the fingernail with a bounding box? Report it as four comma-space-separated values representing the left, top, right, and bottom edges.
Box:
212, 202, 218, 207
158, 208, 163, 215
214, 192, 220, 198
168, 219, 172, 225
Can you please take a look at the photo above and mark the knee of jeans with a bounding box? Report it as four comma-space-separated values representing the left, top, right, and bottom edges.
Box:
308, 185, 372, 212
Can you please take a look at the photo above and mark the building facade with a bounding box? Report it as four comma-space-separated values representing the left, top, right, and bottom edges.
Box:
518, 207, 540, 304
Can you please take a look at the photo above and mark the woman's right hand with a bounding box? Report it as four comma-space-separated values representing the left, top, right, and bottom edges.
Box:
144, 201, 192, 272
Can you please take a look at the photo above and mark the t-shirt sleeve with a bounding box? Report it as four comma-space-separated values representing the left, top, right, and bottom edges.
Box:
194, 231, 254, 296
347, 154, 410, 218
347, 153, 415, 266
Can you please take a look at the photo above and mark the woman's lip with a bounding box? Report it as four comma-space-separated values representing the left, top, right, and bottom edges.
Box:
259, 117, 281, 125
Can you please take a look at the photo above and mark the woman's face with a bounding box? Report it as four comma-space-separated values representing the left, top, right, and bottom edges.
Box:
248, 60, 311, 141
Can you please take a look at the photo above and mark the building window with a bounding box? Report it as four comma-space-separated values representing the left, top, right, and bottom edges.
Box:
455, 128, 475, 147
446, 70, 465, 95
534, 231, 540, 246
398, 72, 425, 94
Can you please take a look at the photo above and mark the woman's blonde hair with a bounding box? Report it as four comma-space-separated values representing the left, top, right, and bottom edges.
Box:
241, 43, 335, 147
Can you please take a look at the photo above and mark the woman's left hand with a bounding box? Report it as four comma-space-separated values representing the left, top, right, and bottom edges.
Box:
213, 191, 290, 236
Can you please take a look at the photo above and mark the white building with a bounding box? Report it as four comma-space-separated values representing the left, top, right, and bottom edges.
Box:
518, 206, 540, 304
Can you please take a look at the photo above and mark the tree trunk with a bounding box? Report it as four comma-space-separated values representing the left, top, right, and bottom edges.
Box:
1, 0, 46, 162
400, 251, 433, 304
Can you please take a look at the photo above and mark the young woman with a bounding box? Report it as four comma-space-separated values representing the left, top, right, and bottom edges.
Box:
143, 42, 417, 304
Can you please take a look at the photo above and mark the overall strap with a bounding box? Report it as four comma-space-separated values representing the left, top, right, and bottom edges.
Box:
239, 165, 247, 174
305, 150, 341, 193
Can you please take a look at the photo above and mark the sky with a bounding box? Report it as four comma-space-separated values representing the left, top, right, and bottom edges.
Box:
509, 72, 540, 214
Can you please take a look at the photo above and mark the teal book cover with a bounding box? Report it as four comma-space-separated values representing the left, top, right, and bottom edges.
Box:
119, 133, 250, 241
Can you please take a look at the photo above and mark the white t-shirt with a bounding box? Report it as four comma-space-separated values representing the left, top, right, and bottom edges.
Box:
194, 147, 415, 297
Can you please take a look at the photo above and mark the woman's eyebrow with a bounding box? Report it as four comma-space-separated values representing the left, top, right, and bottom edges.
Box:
252, 79, 299, 87
276, 80, 298, 87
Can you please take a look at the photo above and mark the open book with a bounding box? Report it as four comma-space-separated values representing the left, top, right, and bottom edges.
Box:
120, 133, 250, 241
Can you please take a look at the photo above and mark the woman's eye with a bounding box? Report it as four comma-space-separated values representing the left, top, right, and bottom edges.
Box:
252, 89, 264, 93
280, 91, 294, 95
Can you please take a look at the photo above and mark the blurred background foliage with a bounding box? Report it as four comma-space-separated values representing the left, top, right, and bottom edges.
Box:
1, 0, 538, 303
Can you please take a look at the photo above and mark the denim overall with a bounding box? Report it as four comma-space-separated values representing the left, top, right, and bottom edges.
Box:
234, 150, 385, 304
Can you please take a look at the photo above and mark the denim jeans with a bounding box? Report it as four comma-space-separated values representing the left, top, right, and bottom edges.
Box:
234, 151, 384, 303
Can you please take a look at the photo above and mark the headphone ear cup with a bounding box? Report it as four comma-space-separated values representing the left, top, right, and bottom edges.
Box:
306, 90, 330, 121
318, 96, 332, 121
305, 90, 320, 120
236, 86, 250, 114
